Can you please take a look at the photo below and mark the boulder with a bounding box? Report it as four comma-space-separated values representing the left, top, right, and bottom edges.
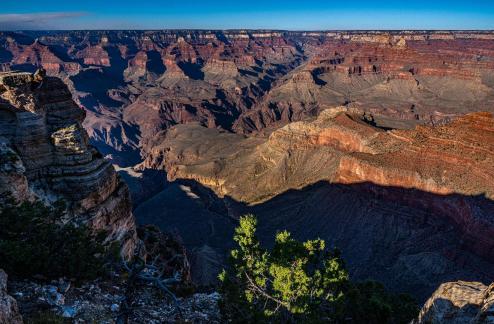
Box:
415, 281, 494, 323
0, 270, 22, 324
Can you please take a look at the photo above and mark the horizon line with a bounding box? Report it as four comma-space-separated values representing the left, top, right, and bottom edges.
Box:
2, 28, 494, 32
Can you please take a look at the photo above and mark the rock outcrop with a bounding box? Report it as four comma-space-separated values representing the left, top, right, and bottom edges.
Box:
0, 71, 136, 256
140, 108, 494, 299
152, 109, 494, 205
415, 281, 494, 323
0, 270, 22, 324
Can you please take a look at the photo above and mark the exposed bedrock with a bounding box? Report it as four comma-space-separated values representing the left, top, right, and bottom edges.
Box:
139, 108, 494, 299
415, 281, 494, 323
0, 270, 22, 324
0, 71, 136, 257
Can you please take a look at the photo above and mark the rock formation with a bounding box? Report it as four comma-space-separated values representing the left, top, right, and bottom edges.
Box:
0, 71, 136, 256
2, 30, 493, 165
150, 108, 494, 204
0, 270, 22, 324
415, 281, 494, 323
140, 108, 494, 299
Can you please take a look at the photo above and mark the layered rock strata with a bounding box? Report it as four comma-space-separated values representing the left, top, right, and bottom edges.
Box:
0, 71, 136, 256
140, 108, 494, 298
149, 108, 494, 204
2, 30, 493, 165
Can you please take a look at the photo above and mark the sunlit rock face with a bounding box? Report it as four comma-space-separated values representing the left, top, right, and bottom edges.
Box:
0, 71, 136, 257
151, 109, 494, 203
415, 281, 494, 323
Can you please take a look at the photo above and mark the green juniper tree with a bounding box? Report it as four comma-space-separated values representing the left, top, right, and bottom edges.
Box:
219, 214, 348, 322
219, 214, 419, 323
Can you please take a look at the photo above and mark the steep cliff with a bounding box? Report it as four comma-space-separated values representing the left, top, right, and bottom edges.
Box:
0, 71, 136, 256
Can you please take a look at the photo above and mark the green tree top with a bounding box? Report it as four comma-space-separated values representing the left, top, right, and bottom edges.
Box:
219, 214, 419, 323
220, 214, 348, 322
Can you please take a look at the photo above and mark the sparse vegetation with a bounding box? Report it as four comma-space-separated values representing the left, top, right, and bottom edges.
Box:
25, 310, 67, 324
0, 200, 111, 281
219, 214, 419, 323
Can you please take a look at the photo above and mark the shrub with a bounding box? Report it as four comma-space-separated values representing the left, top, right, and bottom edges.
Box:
343, 281, 419, 323
25, 310, 67, 324
0, 200, 109, 281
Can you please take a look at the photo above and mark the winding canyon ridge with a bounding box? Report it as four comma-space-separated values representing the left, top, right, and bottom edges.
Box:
1, 29, 494, 303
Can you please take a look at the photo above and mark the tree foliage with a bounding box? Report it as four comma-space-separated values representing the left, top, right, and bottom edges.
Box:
219, 214, 419, 323
0, 200, 110, 281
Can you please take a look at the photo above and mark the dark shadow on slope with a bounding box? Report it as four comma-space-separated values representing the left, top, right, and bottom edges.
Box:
202, 95, 241, 131
5, 31, 35, 45
48, 44, 78, 63
11, 63, 37, 73
178, 61, 204, 80
0, 49, 13, 63
117, 168, 168, 207
238, 69, 258, 77
215, 32, 229, 44
247, 181, 494, 302
70, 45, 128, 110
312, 71, 328, 86
70, 68, 123, 108
134, 178, 236, 286
257, 75, 275, 92
135, 178, 494, 301
104, 45, 129, 85
88, 123, 142, 167
146, 50, 166, 75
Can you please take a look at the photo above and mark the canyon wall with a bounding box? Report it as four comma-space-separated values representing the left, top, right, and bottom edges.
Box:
1, 30, 493, 166
0, 71, 136, 256
141, 108, 494, 299
3, 30, 493, 299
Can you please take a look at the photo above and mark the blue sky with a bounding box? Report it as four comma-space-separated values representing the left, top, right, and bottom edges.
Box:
1, 0, 494, 30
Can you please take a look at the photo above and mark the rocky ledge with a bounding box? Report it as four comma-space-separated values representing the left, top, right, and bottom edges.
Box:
0, 70, 136, 256
8, 275, 220, 323
415, 281, 494, 323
